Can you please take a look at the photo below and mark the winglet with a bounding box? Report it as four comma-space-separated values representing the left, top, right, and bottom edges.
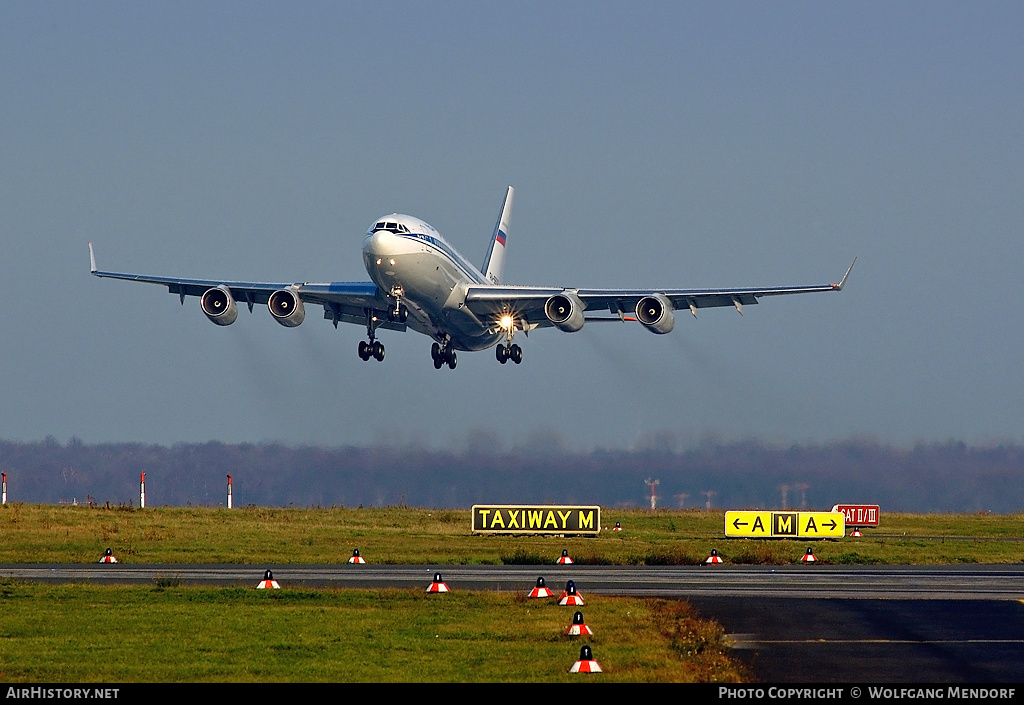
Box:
833, 257, 856, 291
89, 242, 97, 274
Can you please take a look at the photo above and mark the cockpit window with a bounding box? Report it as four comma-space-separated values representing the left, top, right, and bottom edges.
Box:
372, 222, 410, 234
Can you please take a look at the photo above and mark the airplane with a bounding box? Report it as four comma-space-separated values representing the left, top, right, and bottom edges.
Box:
90, 186, 855, 370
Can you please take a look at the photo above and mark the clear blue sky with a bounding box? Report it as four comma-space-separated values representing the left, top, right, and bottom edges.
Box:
2, 2, 1022, 450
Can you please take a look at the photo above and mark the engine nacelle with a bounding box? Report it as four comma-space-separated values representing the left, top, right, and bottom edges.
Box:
200, 285, 238, 326
544, 292, 585, 332
635, 294, 675, 334
268, 288, 305, 327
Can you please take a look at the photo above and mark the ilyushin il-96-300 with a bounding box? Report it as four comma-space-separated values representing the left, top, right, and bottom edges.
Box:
91, 186, 854, 369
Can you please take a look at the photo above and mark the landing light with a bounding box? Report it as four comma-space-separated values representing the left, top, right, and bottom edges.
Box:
500, 315, 514, 330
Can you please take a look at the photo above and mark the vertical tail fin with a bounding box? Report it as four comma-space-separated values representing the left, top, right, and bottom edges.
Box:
481, 186, 514, 285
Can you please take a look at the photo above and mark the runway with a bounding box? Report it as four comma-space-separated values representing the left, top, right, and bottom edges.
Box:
4, 563, 1023, 682
3, 563, 1024, 600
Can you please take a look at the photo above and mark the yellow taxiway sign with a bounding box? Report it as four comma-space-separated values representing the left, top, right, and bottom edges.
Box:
725, 511, 845, 538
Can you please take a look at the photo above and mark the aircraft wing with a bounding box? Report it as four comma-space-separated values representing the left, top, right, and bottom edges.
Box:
89, 244, 402, 331
464, 258, 856, 329
299, 282, 403, 330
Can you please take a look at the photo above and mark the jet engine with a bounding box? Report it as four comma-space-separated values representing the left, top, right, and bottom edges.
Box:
544, 292, 585, 332
200, 285, 238, 326
268, 288, 305, 327
635, 294, 675, 334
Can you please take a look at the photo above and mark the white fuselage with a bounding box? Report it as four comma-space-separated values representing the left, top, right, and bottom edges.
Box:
362, 215, 502, 351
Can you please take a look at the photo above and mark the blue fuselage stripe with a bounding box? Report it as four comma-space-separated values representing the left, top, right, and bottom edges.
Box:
400, 233, 486, 285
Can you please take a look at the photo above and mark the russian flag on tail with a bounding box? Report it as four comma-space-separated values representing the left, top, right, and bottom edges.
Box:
481, 187, 514, 285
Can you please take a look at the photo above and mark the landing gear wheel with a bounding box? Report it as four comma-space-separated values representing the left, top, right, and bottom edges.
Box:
509, 344, 522, 365
359, 339, 384, 362
431, 340, 457, 369
496, 344, 508, 364
389, 305, 408, 324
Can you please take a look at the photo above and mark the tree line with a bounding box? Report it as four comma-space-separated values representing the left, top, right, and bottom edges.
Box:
1, 436, 1021, 513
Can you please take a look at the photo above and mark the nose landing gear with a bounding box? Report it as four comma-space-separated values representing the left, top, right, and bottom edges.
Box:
387, 287, 408, 324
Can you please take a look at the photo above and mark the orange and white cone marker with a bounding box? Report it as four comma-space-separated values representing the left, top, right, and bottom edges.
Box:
566, 611, 594, 636
706, 548, 724, 564
348, 549, 366, 564
558, 580, 585, 606
99, 548, 118, 564
257, 569, 280, 589
612, 522, 622, 531
427, 572, 449, 593
528, 576, 554, 598
557, 549, 574, 565
851, 528, 862, 537
570, 644, 602, 673
801, 547, 817, 563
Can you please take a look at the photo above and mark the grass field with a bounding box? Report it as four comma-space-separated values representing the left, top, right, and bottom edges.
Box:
1, 504, 1022, 565
0, 582, 743, 683
1, 504, 1022, 683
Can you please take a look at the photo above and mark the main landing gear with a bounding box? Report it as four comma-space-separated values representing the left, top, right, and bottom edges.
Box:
358, 308, 386, 362
495, 342, 522, 365
358, 339, 385, 362
357, 295, 408, 363
431, 341, 457, 370
496, 313, 523, 365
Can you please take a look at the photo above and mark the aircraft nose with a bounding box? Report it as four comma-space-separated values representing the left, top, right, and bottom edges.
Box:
363, 228, 397, 259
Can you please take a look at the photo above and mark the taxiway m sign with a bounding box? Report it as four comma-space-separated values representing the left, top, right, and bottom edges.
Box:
472, 505, 601, 535
725, 511, 845, 538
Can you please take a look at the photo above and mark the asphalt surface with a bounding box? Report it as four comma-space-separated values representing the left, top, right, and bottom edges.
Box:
691, 596, 1024, 683
4, 563, 1023, 683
